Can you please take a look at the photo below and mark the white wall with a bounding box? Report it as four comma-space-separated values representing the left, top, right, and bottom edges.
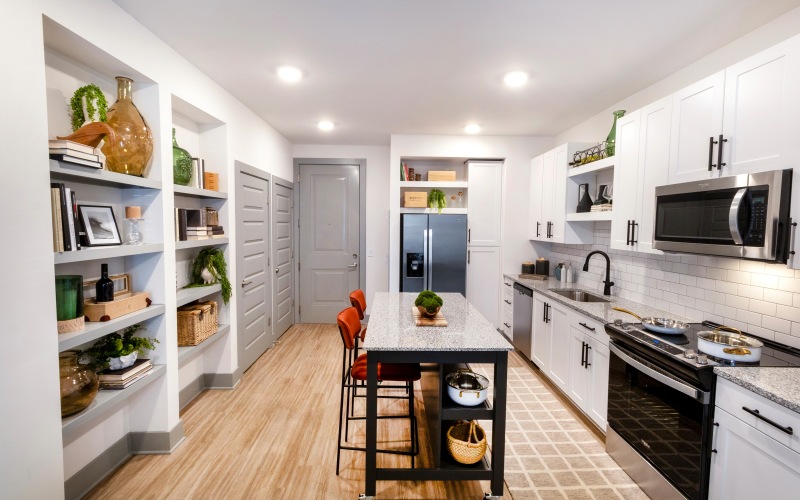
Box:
388, 134, 553, 292
291, 145, 390, 311
1, 0, 292, 496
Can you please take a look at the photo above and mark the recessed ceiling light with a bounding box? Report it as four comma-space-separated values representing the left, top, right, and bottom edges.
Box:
464, 124, 481, 134
318, 120, 335, 131
503, 71, 528, 87
277, 66, 302, 82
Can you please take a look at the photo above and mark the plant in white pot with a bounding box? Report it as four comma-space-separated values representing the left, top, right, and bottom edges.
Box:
82, 323, 158, 371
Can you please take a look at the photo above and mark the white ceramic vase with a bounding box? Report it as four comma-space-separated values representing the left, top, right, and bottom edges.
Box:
109, 351, 137, 370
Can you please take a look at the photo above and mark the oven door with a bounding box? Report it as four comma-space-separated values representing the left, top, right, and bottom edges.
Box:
607, 342, 713, 500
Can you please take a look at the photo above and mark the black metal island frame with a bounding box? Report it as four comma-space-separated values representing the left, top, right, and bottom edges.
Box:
362, 292, 513, 498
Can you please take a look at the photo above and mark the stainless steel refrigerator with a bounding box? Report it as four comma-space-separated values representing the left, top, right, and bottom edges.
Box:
401, 214, 467, 294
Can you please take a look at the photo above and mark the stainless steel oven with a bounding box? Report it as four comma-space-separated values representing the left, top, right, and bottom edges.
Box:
653, 169, 792, 262
606, 341, 714, 500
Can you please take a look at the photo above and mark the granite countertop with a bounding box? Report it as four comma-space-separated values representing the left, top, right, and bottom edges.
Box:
364, 292, 514, 352
714, 367, 800, 414
503, 274, 694, 325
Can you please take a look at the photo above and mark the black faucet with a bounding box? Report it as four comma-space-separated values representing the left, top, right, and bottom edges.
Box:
583, 250, 614, 296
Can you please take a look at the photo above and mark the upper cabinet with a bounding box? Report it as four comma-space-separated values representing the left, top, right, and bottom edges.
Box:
466, 160, 502, 247
669, 36, 800, 183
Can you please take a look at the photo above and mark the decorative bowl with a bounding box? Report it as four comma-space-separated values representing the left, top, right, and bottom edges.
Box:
417, 305, 441, 318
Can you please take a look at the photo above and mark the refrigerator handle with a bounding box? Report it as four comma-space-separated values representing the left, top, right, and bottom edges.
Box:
423, 229, 429, 289
428, 229, 434, 289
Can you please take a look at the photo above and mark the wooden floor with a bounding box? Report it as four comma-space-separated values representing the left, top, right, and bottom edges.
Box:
86, 323, 512, 499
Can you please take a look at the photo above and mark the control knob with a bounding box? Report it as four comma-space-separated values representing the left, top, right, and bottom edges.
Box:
696, 354, 708, 365
684, 349, 697, 359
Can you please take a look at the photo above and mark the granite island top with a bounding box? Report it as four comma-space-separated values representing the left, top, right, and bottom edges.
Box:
364, 292, 513, 352
504, 274, 694, 325
714, 367, 800, 414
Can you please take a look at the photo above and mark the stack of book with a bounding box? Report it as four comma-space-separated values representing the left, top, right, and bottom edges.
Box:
98, 358, 153, 390
175, 207, 225, 241
590, 203, 613, 212
50, 182, 81, 252
49, 140, 102, 169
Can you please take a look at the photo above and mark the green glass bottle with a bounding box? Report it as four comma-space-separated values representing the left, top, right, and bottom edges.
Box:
172, 128, 193, 185
605, 110, 626, 157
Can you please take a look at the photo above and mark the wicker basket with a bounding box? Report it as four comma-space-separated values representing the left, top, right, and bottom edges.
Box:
177, 300, 218, 346
446, 420, 487, 464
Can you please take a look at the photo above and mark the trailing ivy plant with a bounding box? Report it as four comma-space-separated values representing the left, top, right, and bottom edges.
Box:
82, 323, 158, 371
69, 84, 108, 132
428, 189, 446, 214
186, 247, 232, 303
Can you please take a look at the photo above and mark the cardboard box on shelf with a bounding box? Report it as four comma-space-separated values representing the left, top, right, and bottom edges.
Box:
427, 171, 456, 181
404, 191, 427, 208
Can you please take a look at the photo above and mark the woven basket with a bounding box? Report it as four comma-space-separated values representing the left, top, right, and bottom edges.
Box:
177, 300, 218, 346
446, 420, 487, 464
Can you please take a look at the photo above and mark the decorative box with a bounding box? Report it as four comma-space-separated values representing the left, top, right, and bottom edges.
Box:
84, 291, 151, 322
203, 172, 219, 191
427, 171, 456, 181
404, 191, 427, 208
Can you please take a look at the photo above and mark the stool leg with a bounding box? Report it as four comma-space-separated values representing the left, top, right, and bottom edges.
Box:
336, 348, 348, 475
345, 370, 352, 441
408, 381, 415, 469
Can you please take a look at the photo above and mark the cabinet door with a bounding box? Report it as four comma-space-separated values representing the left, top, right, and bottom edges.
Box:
709, 407, 800, 500
531, 294, 550, 371
668, 71, 725, 183
528, 155, 544, 240
634, 97, 672, 253
567, 327, 589, 410
546, 301, 571, 393
722, 37, 800, 176
549, 144, 569, 243
467, 161, 502, 246
466, 246, 500, 327
610, 110, 641, 250
585, 337, 609, 430
540, 150, 556, 240
501, 278, 513, 338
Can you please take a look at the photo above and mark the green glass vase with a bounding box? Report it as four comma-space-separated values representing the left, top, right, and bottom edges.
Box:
605, 110, 626, 157
172, 128, 193, 185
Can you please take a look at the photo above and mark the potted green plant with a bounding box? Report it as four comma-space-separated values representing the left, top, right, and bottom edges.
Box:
415, 290, 443, 317
82, 323, 158, 371
69, 83, 108, 132
186, 247, 232, 303
428, 189, 446, 214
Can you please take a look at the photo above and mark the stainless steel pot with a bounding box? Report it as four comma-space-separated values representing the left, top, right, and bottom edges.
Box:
697, 326, 762, 362
445, 370, 489, 407
613, 307, 690, 335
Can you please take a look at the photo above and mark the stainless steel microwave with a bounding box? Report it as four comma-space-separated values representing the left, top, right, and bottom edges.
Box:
653, 170, 792, 262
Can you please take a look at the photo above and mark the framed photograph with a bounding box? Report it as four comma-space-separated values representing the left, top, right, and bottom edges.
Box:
78, 205, 122, 246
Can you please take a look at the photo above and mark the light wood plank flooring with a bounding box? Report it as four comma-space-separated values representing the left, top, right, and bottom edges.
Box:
86, 323, 510, 499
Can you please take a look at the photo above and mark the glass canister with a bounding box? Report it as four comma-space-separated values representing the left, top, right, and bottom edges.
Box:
102, 76, 154, 177
59, 350, 99, 417
55, 275, 84, 334
172, 128, 193, 185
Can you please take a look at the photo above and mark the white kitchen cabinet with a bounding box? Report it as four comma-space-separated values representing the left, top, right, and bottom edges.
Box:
466, 246, 499, 327
567, 321, 610, 430
531, 293, 551, 372
528, 155, 544, 239
611, 97, 671, 253
540, 149, 556, 240
669, 35, 800, 184
709, 406, 800, 500
545, 301, 571, 393
466, 160, 502, 247
500, 277, 513, 338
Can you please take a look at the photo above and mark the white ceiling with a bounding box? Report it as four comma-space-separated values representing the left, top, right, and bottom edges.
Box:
113, 0, 800, 146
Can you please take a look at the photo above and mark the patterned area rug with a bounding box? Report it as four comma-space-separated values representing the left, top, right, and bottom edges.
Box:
471, 364, 649, 500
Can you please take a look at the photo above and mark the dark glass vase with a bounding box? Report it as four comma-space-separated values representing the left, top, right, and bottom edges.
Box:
59, 350, 99, 417
172, 128, 193, 185
605, 110, 626, 157
102, 77, 154, 177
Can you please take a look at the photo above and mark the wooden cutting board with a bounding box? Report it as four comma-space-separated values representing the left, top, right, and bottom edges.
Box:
411, 306, 448, 327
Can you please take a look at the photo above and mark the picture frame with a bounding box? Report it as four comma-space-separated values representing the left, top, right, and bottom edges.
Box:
78, 205, 122, 246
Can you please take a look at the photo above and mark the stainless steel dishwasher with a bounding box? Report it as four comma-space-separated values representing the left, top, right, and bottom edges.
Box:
512, 283, 533, 360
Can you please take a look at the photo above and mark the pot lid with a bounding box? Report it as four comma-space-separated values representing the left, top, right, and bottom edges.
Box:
445, 370, 489, 391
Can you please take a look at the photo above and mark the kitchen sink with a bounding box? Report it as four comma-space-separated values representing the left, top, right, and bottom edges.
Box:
549, 289, 610, 303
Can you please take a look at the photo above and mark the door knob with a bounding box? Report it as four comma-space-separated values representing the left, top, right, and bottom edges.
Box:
348, 263, 358, 268
275, 268, 279, 274
241, 280, 252, 287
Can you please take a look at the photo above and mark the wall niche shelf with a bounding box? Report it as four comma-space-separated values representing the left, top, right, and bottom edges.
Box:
173, 185, 228, 199
50, 160, 163, 190
566, 211, 614, 222
567, 155, 615, 177
54, 244, 164, 265
399, 208, 468, 214
177, 324, 230, 365
176, 283, 222, 307
175, 238, 229, 250
399, 181, 468, 188
58, 305, 166, 352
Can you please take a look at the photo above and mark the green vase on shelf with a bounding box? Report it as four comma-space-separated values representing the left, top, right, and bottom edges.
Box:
605, 110, 626, 157
102, 76, 153, 178
172, 128, 193, 185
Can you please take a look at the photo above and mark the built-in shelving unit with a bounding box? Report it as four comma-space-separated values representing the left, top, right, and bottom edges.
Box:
176, 283, 222, 307
50, 160, 163, 190
399, 158, 470, 210
567, 155, 615, 177
566, 212, 614, 222
175, 238, 229, 250
58, 305, 167, 351
173, 184, 228, 199
54, 244, 164, 264
565, 154, 615, 224
399, 207, 468, 214
178, 324, 230, 364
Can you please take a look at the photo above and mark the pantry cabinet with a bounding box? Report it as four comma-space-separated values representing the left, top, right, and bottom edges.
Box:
466, 161, 502, 247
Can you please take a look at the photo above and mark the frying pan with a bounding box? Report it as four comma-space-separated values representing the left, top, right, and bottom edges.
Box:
612, 307, 690, 335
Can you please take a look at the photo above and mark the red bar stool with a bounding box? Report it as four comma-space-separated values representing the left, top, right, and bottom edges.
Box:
349, 289, 368, 342
336, 306, 420, 475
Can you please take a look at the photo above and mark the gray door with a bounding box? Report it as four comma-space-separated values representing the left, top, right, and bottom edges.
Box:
298, 163, 360, 323
272, 176, 294, 337
236, 164, 272, 372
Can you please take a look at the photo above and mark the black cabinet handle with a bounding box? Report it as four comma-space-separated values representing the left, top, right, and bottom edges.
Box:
536, 221, 541, 238
580, 342, 586, 367
504, 282, 512, 287
504, 299, 511, 305
468, 228, 471, 243
548, 221, 553, 239
585, 344, 591, 369
626, 220, 632, 246
467, 250, 470, 264
579, 322, 595, 332
708, 136, 716, 171
742, 406, 794, 435
503, 322, 511, 328
631, 221, 638, 244
717, 134, 727, 170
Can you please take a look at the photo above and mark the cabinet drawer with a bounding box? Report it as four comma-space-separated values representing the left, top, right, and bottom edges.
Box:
501, 308, 513, 337
503, 279, 514, 301
716, 377, 800, 451
570, 313, 608, 346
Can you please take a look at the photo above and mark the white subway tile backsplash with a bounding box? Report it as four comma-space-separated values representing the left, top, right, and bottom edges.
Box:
547, 224, 800, 347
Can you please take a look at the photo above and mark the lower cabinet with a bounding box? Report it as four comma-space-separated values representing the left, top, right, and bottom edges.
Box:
467, 246, 500, 327
531, 293, 551, 372
546, 301, 571, 393
500, 277, 513, 338
567, 326, 609, 430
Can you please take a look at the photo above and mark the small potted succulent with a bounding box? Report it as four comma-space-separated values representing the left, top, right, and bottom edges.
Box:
82, 323, 158, 371
415, 290, 443, 318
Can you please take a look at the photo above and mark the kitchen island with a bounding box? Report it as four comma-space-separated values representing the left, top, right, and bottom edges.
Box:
362, 292, 514, 498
